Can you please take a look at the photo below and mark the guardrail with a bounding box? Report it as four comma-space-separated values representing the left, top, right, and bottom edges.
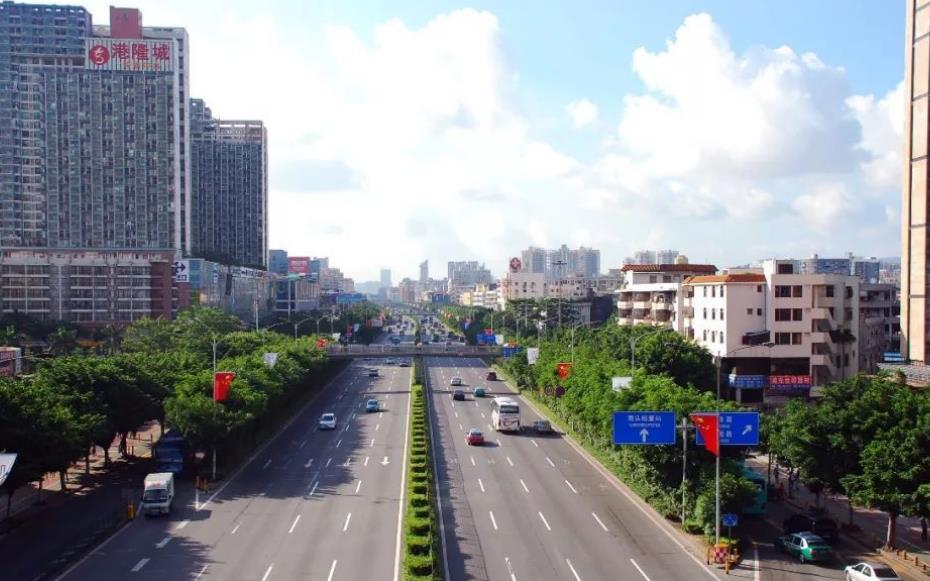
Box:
325, 344, 501, 358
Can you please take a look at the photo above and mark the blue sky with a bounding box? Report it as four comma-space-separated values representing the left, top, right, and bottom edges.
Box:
86, 1, 905, 281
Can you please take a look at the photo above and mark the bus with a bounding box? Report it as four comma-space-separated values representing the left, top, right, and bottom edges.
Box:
491, 397, 521, 432
741, 466, 768, 516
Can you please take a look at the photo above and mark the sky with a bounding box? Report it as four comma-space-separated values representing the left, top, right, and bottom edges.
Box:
84, 1, 905, 282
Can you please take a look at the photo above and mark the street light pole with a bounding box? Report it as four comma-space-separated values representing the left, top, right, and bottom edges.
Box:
629, 325, 666, 371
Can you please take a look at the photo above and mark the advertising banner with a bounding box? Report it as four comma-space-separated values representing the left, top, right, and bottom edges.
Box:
86, 38, 174, 72
765, 375, 812, 397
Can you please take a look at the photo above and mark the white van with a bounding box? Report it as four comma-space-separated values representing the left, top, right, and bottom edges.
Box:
142, 472, 175, 517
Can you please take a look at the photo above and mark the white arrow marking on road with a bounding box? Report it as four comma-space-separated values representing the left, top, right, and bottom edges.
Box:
304, 458, 314, 468
639, 428, 649, 443
288, 515, 301, 534
155, 536, 171, 549
261, 564, 274, 581
742, 425, 752, 435
381, 456, 390, 466
327, 560, 338, 581
343, 512, 352, 532
130, 558, 149, 572
592, 512, 609, 532
520, 479, 529, 493
538, 511, 552, 531
566, 559, 582, 581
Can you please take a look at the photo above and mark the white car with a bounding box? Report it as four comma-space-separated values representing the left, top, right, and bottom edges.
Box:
319, 413, 337, 430
450, 376, 463, 386
844, 563, 901, 581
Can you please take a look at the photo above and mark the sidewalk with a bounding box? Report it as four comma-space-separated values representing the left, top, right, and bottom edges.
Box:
4, 420, 161, 521
746, 455, 930, 578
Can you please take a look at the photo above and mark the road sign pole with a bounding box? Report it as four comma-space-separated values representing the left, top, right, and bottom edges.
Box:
681, 419, 688, 525
715, 356, 721, 547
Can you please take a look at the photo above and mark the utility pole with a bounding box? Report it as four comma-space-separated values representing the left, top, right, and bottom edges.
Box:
715, 354, 721, 546
551, 259, 567, 329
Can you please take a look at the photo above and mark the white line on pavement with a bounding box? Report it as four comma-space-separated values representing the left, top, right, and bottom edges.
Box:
454, 411, 459, 418
344, 456, 352, 467
470, 456, 476, 466
565, 480, 578, 494
130, 558, 149, 572
231, 523, 241, 534
304, 458, 314, 468
520, 479, 529, 493
343, 512, 352, 532
309, 481, 319, 497
505, 557, 517, 581
379, 411, 384, 418
566, 559, 582, 581
531, 439, 538, 447
376, 423, 380, 431
478, 478, 485, 492
630, 559, 651, 580
261, 564, 274, 581
155, 536, 171, 549
474, 401, 479, 407
336, 439, 343, 448
592, 512, 609, 532
262, 459, 272, 469
459, 423, 464, 431
325, 457, 332, 468
487, 424, 493, 432
289, 515, 301, 534
355, 479, 362, 494
489, 511, 499, 531
176, 519, 190, 530
538, 511, 551, 531
370, 438, 376, 447
545, 456, 555, 467
480, 412, 486, 419
506, 456, 514, 467
299, 440, 306, 449
327, 560, 338, 581
364, 456, 370, 467
194, 564, 208, 580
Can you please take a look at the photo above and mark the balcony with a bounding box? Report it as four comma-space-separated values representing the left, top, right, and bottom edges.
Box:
652, 301, 672, 311
809, 331, 831, 344
617, 300, 633, 309
633, 301, 652, 310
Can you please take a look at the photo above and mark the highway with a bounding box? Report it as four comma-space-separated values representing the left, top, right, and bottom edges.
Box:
57, 354, 411, 581
424, 356, 727, 581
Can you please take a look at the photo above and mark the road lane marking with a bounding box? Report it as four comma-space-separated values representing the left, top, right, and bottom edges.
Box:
506, 456, 514, 467
261, 564, 274, 581
130, 558, 149, 572
470, 456, 476, 466
459, 423, 464, 431
481, 412, 486, 419
505, 557, 517, 581
344, 456, 352, 467
376, 423, 380, 431
489, 511, 499, 531
194, 564, 208, 579
309, 480, 319, 496
364, 456, 370, 467
289, 515, 301, 533
474, 401, 479, 407
336, 439, 343, 448
355, 479, 362, 494
304, 458, 314, 468
546, 456, 555, 467
538, 511, 552, 531
566, 559, 582, 581
299, 440, 306, 449
370, 438, 376, 447
565, 480, 578, 494
262, 459, 272, 469
454, 412, 459, 418
478, 478, 485, 492
520, 479, 529, 493
327, 560, 338, 581
231, 523, 241, 534
379, 412, 384, 418
176, 519, 190, 530
488, 424, 493, 432
630, 559, 651, 580
325, 457, 332, 468
155, 536, 171, 549
343, 512, 352, 532
592, 512, 609, 532
531, 439, 538, 447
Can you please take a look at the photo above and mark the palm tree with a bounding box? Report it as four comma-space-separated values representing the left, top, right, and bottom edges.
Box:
830, 328, 856, 380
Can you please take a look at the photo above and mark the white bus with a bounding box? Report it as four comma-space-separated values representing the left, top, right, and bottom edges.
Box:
491, 397, 521, 432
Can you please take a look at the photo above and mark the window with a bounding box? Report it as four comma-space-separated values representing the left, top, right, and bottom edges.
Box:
703, 330, 708, 341
756, 285, 763, 292
775, 332, 791, 345
825, 285, 834, 297
791, 333, 802, 345
845, 286, 853, 299
720, 287, 725, 297
649, 275, 657, 283
711, 308, 716, 320
711, 331, 716, 342
719, 332, 725, 344
703, 286, 708, 297
711, 286, 716, 298
775, 285, 792, 297
720, 309, 724, 320
792, 309, 803, 321
663, 275, 672, 283
703, 308, 707, 319
746, 308, 753, 315
843, 354, 849, 366
775, 308, 791, 321
756, 308, 762, 316
792, 285, 803, 298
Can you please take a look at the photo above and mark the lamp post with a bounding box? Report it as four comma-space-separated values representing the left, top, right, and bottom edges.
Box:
714, 342, 775, 545
292, 316, 317, 339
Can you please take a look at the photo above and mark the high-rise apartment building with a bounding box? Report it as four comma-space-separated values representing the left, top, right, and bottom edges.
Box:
268, 249, 288, 275
380, 268, 392, 290
903, 1, 930, 362
519, 245, 600, 278
798, 254, 852, 276
0, 4, 191, 252
190, 98, 268, 268
628, 249, 680, 266
521, 247, 547, 274
447, 261, 493, 286
419, 260, 429, 283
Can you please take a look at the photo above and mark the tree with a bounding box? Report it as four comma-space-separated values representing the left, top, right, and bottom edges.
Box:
121, 316, 175, 353
47, 326, 78, 356
0, 325, 18, 348
635, 331, 715, 389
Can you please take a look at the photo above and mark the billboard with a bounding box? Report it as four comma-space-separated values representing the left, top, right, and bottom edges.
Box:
766, 375, 812, 397
728, 374, 767, 389
288, 257, 310, 275
85, 38, 174, 72
173, 260, 189, 283
335, 293, 365, 304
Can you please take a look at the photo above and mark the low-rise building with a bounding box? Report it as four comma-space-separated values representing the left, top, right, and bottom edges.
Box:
858, 283, 900, 373
616, 263, 717, 331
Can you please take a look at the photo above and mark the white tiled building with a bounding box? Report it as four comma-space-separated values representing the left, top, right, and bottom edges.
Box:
616, 264, 718, 331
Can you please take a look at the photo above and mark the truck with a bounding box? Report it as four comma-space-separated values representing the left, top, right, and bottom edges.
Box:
153, 429, 188, 474
141, 472, 175, 517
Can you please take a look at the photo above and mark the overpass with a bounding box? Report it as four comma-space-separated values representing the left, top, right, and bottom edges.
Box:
325, 344, 500, 358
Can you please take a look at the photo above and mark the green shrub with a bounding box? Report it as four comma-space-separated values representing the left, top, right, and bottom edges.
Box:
411, 483, 428, 495
406, 534, 430, 556
407, 516, 430, 535
410, 494, 429, 508
406, 553, 433, 576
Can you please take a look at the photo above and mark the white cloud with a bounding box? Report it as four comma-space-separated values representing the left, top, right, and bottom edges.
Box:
791, 184, 858, 230
847, 81, 904, 190
565, 98, 599, 128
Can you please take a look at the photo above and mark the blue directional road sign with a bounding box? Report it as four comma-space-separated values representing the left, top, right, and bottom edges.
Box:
695, 412, 760, 446
613, 411, 676, 445
722, 513, 739, 527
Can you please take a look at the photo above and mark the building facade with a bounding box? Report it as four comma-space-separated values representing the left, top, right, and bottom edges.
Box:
858, 283, 900, 373
190, 98, 267, 269
380, 268, 392, 290
447, 261, 493, 287
419, 260, 428, 283
0, 4, 190, 252
616, 263, 717, 331
268, 249, 288, 275
798, 254, 851, 276
903, 0, 930, 362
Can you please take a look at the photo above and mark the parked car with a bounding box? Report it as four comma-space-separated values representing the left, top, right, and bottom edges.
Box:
533, 419, 553, 434
465, 429, 485, 446
486, 371, 497, 381
844, 562, 901, 581
774, 532, 833, 563
450, 376, 463, 386
452, 389, 465, 401
368, 368, 379, 377
385, 358, 396, 365
319, 413, 337, 430
783, 513, 839, 543
472, 386, 487, 397
365, 399, 379, 413
399, 360, 410, 367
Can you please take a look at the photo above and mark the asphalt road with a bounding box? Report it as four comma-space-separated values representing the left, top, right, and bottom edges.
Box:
56, 357, 411, 581
425, 356, 727, 581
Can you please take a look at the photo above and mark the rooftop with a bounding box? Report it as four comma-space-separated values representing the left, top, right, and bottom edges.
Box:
621, 264, 717, 274
685, 273, 766, 284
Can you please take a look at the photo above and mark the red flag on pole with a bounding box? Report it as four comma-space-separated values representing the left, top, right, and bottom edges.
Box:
556, 362, 573, 380
213, 371, 236, 403
690, 413, 719, 456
